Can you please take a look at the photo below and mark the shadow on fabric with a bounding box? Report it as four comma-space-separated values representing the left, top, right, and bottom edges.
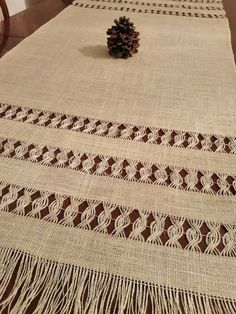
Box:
79, 45, 110, 59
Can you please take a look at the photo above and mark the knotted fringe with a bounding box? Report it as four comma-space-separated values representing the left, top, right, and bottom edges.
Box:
0, 247, 235, 314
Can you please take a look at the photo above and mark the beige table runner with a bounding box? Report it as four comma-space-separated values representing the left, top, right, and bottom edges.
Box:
0, 1, 235, 313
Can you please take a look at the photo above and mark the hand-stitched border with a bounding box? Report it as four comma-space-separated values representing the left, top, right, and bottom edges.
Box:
72, 0, 225, 17
0, 137, 235, 195
0, 103, 235, 155
1, 181, 235, 256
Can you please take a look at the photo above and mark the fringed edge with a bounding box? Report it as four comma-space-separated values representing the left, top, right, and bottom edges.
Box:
0, 247, 235, 314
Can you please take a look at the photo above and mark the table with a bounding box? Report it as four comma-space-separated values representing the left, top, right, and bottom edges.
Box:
0, 0, 72, 57
223, 0, 236, 63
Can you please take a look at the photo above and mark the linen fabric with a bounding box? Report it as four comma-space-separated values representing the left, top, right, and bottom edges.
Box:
0, 1, 235, 313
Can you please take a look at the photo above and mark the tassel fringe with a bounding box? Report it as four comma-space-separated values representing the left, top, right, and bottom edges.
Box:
0, 247, 235, 314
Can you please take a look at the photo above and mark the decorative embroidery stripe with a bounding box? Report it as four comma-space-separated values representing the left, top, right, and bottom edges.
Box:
0, 181, 235, 256
76, 0, 223, 11
72, 0, 225, 18
0, 103, 235, 155
0, 137, 236, 195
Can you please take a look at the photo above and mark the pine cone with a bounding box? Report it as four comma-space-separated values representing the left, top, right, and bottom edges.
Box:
107, 16, 140, 59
